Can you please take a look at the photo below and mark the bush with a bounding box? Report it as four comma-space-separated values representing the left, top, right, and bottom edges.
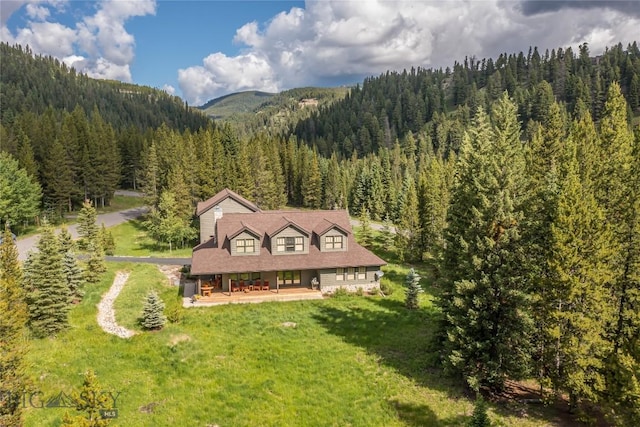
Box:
380, 280, 394, 296
355, 287, 364, 296
332, 287, 349, 298
166, 303, 183, 324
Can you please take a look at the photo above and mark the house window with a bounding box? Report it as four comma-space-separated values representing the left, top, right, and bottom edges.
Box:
336, 268, 344, 281
236, 238, 255, 253
346, 268, 356, 280
358, 267, 366, 280
276, 236, 303, 252
277, 270, 301, 285
325, 235, 343, 249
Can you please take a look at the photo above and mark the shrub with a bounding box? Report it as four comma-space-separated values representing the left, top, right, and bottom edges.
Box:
332, 287, 349, 298
380, 280, 394, 296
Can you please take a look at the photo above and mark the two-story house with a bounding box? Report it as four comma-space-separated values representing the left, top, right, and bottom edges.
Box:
190, 189, 386, 295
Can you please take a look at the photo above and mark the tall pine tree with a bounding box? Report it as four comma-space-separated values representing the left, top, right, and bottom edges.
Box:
440, 95, 532, 392
24, 220, 71, 337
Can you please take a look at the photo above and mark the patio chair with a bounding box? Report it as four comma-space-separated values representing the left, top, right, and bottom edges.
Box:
254, 279, 261, 290
262, 280, 270, 291
239, 280, 246, 291
231, 280, 240, 292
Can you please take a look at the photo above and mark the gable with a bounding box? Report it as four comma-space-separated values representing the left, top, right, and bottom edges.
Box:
196, 188, 260, 216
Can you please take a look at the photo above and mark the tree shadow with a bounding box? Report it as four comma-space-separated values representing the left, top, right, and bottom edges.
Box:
313, 296, 571, 426
313, 297, 457, 397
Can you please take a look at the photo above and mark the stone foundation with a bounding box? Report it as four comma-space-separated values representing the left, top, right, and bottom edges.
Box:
321, 283, 379, 295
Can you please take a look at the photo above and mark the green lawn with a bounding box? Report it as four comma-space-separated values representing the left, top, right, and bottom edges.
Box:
23, 256, 564, 426
109, 219, 193, 258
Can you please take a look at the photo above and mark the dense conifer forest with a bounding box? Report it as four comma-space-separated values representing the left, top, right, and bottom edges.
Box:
1, 40, 638, 424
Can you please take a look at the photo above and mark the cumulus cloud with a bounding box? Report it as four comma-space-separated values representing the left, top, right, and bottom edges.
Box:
178, 52, 278, 105
1, 0, 155, 81
178, 0, 639, 105
520, 1, 640, 18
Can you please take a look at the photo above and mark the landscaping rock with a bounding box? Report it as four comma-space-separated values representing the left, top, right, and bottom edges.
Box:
97, 271, 136, 339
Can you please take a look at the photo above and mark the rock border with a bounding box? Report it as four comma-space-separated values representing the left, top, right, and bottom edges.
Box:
97, 271, 136, 338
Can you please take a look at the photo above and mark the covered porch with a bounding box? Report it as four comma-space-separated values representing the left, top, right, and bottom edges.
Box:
194, 269, 318, 297
185, 286, 323, 307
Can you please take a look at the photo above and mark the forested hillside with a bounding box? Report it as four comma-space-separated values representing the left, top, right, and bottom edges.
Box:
0, 43, 210, 131
200, 86, 349, 137
294, 42, 640, 157
0, 42, 211, 218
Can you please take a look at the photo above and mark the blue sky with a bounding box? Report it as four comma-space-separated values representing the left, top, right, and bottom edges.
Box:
1, 1, 639, 105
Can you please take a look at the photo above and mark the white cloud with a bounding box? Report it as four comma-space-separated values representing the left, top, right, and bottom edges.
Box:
10, 21, 77, 57
178, 52, 278, 105
162, 84, 175, 95
0, 0, 155, 83
178, 0, 640, 105
25, 4, 50, 21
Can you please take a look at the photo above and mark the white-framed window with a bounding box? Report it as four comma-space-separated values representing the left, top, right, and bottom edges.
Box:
336, 268, 344, 281
236, 238, 255, 253
278, 270, 301, 285
357, 267, 366, 280
276, 236, 303, 252
325, 235, 344, 249
347, 267, 355, 280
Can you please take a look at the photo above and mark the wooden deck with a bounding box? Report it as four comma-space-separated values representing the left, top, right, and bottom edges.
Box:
184, 287, 324, 307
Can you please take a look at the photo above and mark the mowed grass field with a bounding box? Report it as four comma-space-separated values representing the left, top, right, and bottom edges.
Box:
23, 232, 568, 426
109, 219, 193, 258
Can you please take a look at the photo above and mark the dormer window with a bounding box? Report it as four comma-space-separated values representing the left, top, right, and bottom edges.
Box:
236, 238, 255, 253
325, 235, 343, 249
277, 236, 303, 252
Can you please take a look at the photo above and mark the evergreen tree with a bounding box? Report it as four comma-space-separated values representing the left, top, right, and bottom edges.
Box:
545, 137, 615, 408
404, 268, 423, 309
380, 215, 395, 250
58, 225, 75, 254
0, 226, 29, 426
417, 156, 449, 263
596, 83, 640, 425
468, 397, 491, 427
23, 220, 70, 337
138, 142, 160, 210
395, 171, 420, 262
358, 208, 373, 249
98, 224, 116, 256
440, 97, 531, 392
63, 250, 85, 302
141, 291, 166, 330
63, 369, 112, 427
77, 200, 98, 250
84, 242, 106, 284
42, 138, 75, 217
301, 149, 322, 208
